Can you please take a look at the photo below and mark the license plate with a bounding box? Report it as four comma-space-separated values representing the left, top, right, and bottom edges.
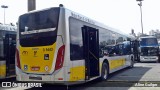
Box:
31, 67, 40, 71
29, 76, 42, 80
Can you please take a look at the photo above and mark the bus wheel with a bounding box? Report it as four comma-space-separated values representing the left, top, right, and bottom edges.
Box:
101, 63, 109, 80
130, 57, 134, 68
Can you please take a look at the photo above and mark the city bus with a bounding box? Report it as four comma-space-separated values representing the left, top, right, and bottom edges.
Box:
16, 5, 135, 84
0, 24, 16, 79
139, 36, 159, 62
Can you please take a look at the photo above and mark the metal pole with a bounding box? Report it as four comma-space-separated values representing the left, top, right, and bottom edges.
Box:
3, 8, 5, 24
28, 0, 36, 12
139, 2, 144, 34
1, 5, 8, 24
137, 0, 144, 35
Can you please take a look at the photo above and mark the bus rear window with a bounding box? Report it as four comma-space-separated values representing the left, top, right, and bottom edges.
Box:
19, 8, 60, 47
19, 8, 59, 32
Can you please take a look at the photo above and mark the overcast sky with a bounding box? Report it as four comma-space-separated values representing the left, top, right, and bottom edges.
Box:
0, 0, 160, 35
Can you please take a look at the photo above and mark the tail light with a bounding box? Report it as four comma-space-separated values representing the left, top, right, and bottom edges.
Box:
16, 48, 21, 69
55, 45, 65, 70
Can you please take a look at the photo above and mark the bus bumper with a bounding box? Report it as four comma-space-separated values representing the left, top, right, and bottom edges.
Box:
16, 67, 66, 84
140, 56, 158, 62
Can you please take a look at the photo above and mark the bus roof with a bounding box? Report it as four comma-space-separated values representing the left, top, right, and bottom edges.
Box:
19, 6, 131, 38
65, 7, 128, 37
139, 36, 156, 39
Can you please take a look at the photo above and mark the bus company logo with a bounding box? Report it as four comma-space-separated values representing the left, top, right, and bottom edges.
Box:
2, 82, 11, 87
22, 51, 28, 55
71, 12, 95, 24
34, 51, 37, 57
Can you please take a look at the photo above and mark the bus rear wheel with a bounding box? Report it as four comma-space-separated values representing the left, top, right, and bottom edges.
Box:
101, 63, 109, 80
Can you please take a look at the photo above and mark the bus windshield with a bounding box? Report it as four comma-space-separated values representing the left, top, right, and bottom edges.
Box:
19, 8, 60, 47
140, 47, 158, 56
140, 38, 158, 46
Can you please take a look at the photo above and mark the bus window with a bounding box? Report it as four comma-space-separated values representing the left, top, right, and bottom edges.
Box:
104, 45, 118, 56
19, 8, 60, 47
69, 17, 84, 60
123, 41, 131, 55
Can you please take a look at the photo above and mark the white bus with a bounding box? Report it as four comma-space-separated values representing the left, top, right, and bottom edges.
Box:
16, 5, 135, 84
0, 24, 16, 79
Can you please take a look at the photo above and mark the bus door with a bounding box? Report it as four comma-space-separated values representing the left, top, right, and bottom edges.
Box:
82, 25, 99, 80
4, 33, 16, 77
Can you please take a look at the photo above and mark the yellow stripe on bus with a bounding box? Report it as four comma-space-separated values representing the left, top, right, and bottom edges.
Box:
0, 64, 6, 78
69, 66, 85, 81
109, 58, 126, 70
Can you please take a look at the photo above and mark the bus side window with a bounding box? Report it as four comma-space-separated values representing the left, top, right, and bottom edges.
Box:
108, 46, 117, 56
117, 44, 124, 56
123, 41, 131, 55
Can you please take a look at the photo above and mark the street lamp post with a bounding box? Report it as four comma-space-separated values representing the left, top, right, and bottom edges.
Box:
1, 5, 8, 24
28, 0, 36, 12
136, 0, 144, 34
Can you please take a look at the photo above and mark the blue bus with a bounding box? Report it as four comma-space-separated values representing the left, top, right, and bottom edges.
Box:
139, 36, 159, 62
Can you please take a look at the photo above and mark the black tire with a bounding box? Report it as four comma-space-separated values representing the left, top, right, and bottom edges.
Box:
101, 63, 109, 80
129, 57, 134, 68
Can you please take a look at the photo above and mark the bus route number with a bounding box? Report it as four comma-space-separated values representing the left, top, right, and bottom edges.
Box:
43, 48, 53, 52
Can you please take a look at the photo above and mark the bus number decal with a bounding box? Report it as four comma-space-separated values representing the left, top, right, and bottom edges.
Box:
43, 48, 53, 52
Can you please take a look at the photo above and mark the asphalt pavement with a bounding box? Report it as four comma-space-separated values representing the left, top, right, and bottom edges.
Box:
1, 63, 160, 90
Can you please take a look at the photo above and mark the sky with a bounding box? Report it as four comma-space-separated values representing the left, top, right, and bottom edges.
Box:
0, 0, 160, 35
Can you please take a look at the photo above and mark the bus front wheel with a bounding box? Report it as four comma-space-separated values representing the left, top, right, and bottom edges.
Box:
101, 63, 109, 80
